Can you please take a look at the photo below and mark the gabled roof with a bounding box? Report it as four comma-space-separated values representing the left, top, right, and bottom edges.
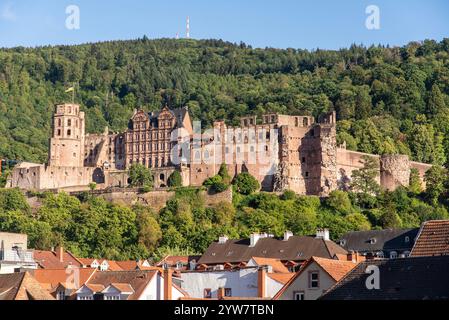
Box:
320, 256, 449, 300
410, 220, 449, 257
33, 268, 97, 291
33, 249, 83, 269
338, 228, 419, 253
249, 257, 289, 273
198, 236, 347, 265
0, 272, 54, 300
273, 256, 358, 300
104, 283, 135, 294
84, 270, 158, 300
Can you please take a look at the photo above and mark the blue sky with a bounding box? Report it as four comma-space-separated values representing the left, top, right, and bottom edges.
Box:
0, 0, 448, 49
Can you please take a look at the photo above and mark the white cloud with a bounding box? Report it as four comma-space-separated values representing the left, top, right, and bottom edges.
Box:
1, 2, 16, 22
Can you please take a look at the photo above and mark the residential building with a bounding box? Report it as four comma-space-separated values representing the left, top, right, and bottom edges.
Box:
33, 247, 83, 269
0, 272, 54, 300
178, 266, 293, 299
273, 255, 359, 300
0, 232, 37, 274
320, 256, 449, 300
410, 220, 449, 257
197, 230, 347, 271
75, 269, 187, 300
338, 228, 419, 259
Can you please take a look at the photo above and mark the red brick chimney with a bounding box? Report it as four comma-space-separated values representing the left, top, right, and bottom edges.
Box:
164, 268, 173, 300
56, 246, 64, 263
217, 287, 225, 300
257, 266, 267, 298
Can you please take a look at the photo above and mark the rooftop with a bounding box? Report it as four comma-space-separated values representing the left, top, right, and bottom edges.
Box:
410, 220, 449, 257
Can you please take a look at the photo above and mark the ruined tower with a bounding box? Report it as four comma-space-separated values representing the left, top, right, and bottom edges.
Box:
48, 103, 85, 167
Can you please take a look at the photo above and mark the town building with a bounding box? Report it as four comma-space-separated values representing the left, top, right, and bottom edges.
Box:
156, 255, 201, 271
338, 228, 419, 259
74, 269, 187, 300
0, 232, 38, 274
320, 255, 449, 300
6, 103, 433, 196
197, 230, 348, 271
178, 265, 293, 299
273, 255, 360, 300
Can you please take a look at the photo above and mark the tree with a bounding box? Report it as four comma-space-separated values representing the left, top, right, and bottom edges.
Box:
350, 155, 380, 196
427, 84, 445, 116
217, 164, 232, 185
233, 172, 260, 195
424, 165, 446, 205
136, 209, 162, 253
326, 190, 352, 214
128, 164, 153, 188
167, 170, 183, 188
408, 168, 422, 194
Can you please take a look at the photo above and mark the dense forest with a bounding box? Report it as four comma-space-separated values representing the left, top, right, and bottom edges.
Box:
0, 38, 449, 164
0, 161, 448, 260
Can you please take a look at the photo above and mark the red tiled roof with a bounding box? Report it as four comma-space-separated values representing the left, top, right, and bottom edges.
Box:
267, 273, 295, 284
33, 268, 96, 291
33, 249, 83, 269
410, 220, 449, 257
251, 257, 290, 273
0, 272, 55, 300
108, 283, 135, 293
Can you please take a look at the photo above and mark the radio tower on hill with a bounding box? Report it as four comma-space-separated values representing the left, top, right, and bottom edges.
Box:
186, 16, 190, 38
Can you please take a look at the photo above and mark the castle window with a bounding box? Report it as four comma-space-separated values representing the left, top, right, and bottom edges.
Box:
225, 147, 229, 154
295, 117, 299, 127
67, 129, 71, 136
58, 119, 62, 126
305, 172, 309, 177
76, 120, 79, 128
68, 119, 72, 126
302, 157, 306, 163
73, 153, 76, 158
266, 132, 270, 140
57, 129, 61, 136
303, 118, 309, 127
271, 115, 276, 122
265, 145, 269, 152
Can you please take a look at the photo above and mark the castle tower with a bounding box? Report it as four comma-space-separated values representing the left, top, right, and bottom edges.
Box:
48, 103, 85, 167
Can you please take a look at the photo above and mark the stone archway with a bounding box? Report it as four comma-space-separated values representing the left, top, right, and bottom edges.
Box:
92, 168, 105, 184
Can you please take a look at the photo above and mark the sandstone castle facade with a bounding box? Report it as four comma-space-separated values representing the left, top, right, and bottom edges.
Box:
7, 103, 432, 195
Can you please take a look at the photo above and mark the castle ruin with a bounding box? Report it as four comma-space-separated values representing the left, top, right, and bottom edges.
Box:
6, 103, 432, 196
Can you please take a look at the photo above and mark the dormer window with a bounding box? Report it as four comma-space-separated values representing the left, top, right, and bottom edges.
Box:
369, 238, 377, 244
339, 240, 346, 246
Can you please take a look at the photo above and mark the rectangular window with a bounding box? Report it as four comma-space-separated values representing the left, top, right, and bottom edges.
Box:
309, 271, 319, 288
293, 291, 305, 300
204, 289, 212, 298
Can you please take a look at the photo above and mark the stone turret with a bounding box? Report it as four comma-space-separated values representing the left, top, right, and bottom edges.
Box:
380, 154, 411, 190
48, 103, 85, 168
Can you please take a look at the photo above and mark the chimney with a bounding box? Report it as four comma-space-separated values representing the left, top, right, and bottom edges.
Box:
217, 287, 225, 300
257, 266, 267, 298
250, 233, 260, 247
56, 246, 64, 263
163, 268, 173, 300
347, 251, 363, 263
283, 231, 293, 241
218, 236, 228, 244
316, 228, 330, 241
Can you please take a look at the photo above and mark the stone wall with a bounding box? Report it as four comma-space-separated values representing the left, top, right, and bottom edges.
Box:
380, 155, 411, 190
96, 187, 233, 211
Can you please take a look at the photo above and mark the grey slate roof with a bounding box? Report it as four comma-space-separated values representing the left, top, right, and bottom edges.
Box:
338, 228, 419, 254
197, 236, 348, 265
320, 255, 449, 300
